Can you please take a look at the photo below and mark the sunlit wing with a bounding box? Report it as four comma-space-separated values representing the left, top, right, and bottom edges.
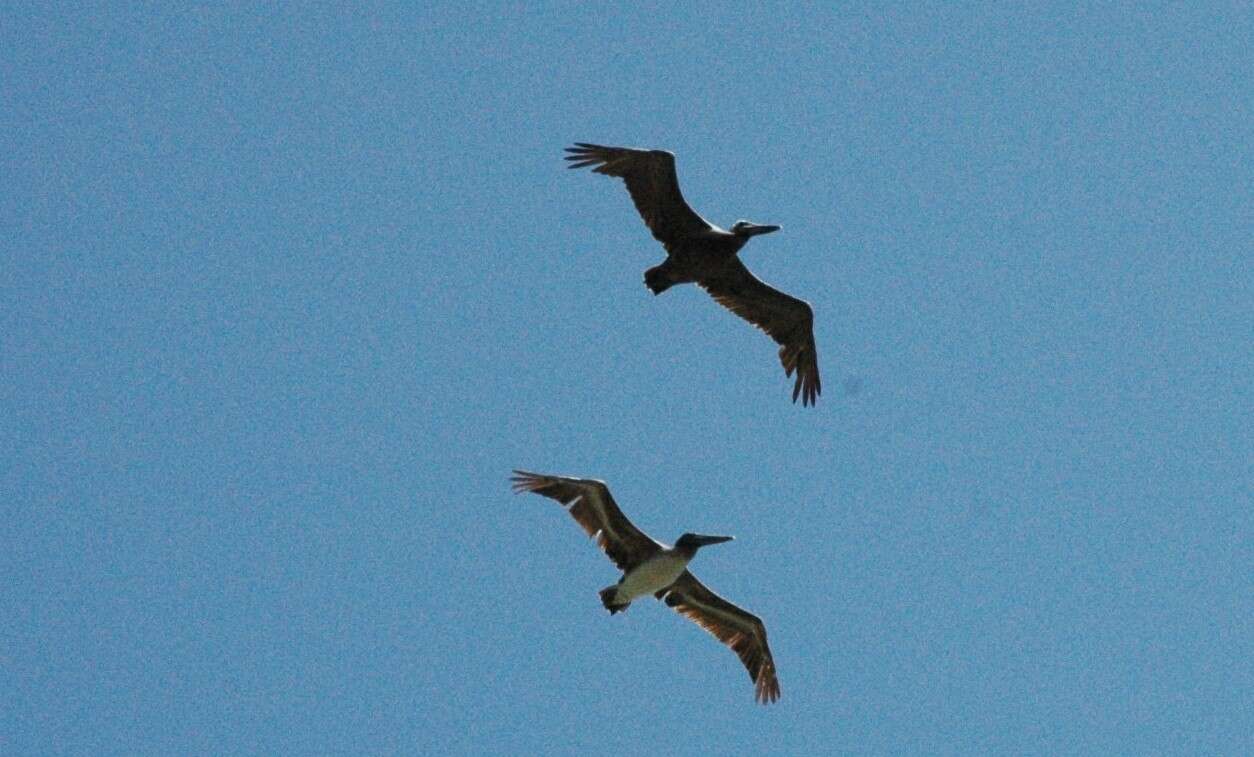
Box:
511, 470, 663, 571
565, 143, 714, 248
698, 258, 821, 406
660, 571, 781, 703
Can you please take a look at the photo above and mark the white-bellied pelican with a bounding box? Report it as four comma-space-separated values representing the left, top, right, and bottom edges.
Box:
511, 470, 781, 703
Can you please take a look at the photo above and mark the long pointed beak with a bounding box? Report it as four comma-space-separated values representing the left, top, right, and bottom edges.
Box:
742, 223, 780, 237
691, 534, 734, 547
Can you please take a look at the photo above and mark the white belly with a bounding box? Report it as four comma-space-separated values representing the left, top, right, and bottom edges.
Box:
618, 553, 688, 601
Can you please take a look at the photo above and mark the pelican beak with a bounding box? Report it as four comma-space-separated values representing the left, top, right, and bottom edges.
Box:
691, 534, 735, 547
742, 223, 780, 237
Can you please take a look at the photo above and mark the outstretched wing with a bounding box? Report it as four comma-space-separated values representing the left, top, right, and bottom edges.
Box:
660, 571, 781, 704
565, 143, 714, 249
698, 259, 821, 406
510, 470, 663, 571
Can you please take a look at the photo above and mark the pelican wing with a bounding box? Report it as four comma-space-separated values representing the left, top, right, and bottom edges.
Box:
511, 470, 662, 571
565, 143, 713, 248
698, 259, 821, 406
660, 571, 780, 704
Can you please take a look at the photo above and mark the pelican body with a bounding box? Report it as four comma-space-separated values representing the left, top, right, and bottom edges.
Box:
643, 221, 782, 296
600, 533, 734, 613
511, 470, 781, 703
565, 142, 821, 406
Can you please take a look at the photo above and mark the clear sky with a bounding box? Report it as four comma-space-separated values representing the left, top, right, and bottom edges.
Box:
3, 3, 1251, 754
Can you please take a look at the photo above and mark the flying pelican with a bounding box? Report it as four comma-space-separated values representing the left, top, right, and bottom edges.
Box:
565, 142, 821, 406
510, 469, 781, 703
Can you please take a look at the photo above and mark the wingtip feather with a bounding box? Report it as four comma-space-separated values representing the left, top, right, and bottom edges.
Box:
509, 469, 544, 493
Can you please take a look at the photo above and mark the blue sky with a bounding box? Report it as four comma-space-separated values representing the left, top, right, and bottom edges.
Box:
3, 3, 1251, 754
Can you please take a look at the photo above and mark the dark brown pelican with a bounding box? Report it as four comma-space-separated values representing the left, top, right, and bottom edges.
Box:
511, 470, 781, 703
565, 142, 821, 406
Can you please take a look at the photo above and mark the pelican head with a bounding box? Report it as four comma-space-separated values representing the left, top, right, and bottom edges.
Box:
731, 220, 781, 238
674, 533, 735, 556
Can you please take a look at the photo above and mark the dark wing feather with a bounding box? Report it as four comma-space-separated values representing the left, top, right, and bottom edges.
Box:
565, 143, 713, 249
661, 571, 781, 704
510, 470, 662, 571
698, 259, 821, 406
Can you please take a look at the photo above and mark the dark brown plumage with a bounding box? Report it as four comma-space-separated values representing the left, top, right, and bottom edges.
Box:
509, 470, 661, 571
565, 142, 821, 406
661, 572, 781, 704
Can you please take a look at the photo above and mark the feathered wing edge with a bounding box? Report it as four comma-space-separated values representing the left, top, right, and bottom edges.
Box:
700, 260, 821, 407
779, 334, 821, 407
510, 470, 661, 571
564, 143, 713, 247
660, 572, 781, 704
